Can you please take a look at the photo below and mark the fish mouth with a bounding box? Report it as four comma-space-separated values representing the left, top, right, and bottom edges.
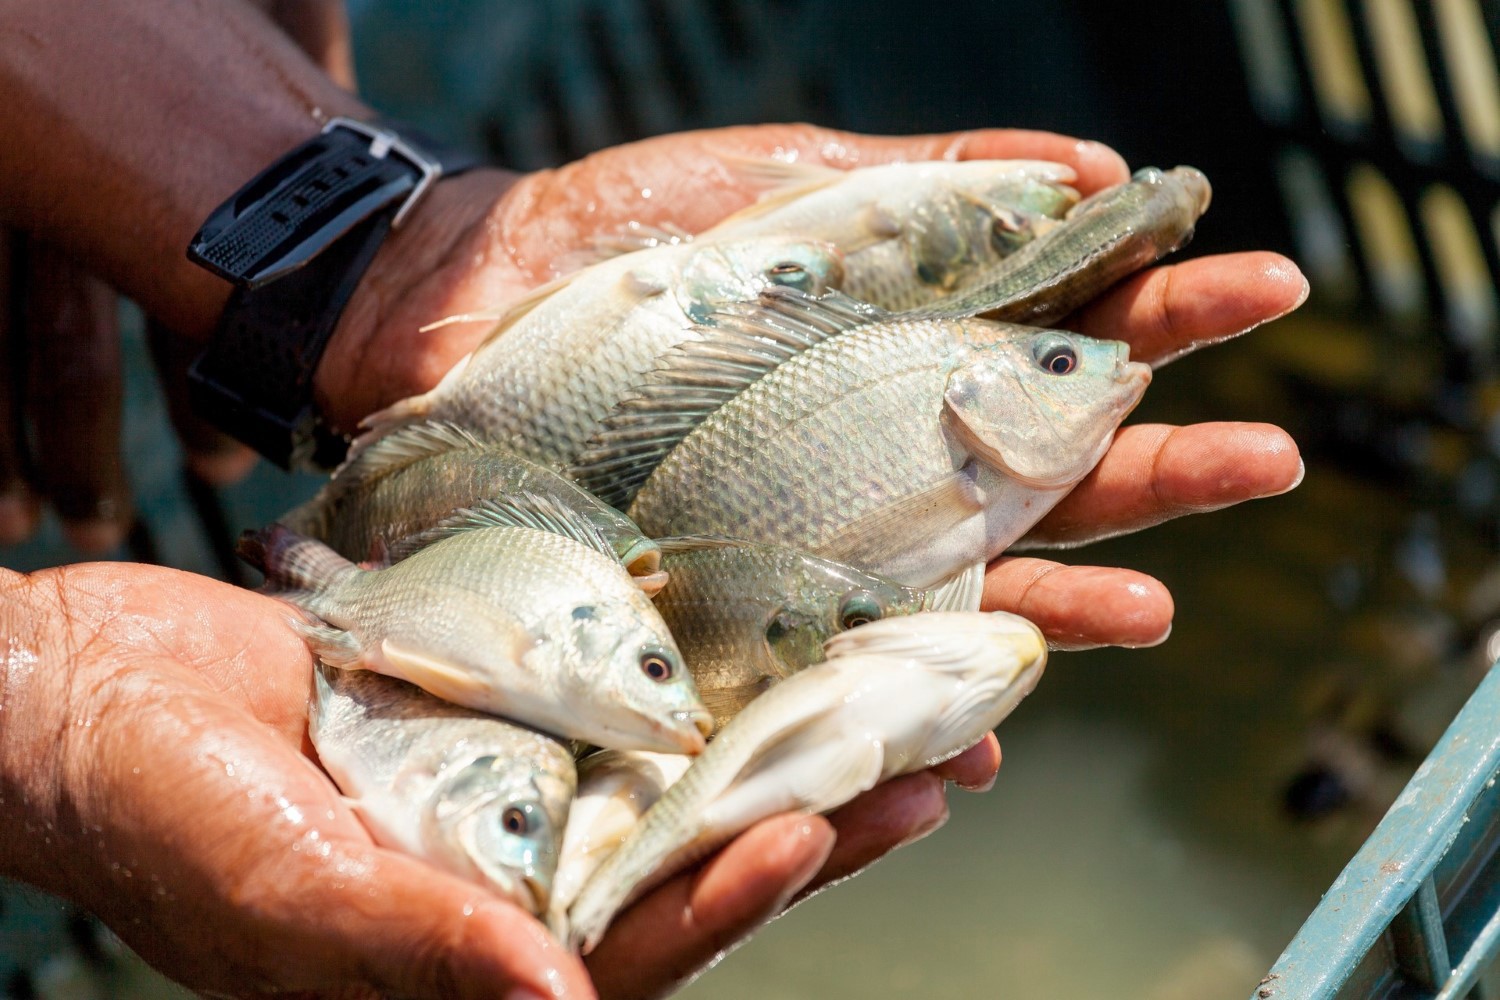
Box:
666, 708, 715, 753
622, 542, 664, 579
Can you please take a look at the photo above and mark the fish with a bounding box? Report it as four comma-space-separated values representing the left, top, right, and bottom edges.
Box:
353, 236, 847, 470
920, 166, 1212, 325
562, 610, 1049, 951
278, 421, 665, 591
651, 536, 934, 730
309, 665, 575, 915
238, 519, 713, 754
545, 749, 693, 937
697, 158, 1080, 311
574, 288, 1151, 589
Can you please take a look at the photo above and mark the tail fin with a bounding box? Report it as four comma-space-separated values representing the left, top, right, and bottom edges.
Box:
238, 525, 362, 594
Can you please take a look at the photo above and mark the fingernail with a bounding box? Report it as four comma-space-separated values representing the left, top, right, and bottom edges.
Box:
955, 771, 998, 794
1075, 140, 1129, 182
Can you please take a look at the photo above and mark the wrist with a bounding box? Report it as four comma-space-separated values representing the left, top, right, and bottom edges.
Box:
314, 167, 525, 433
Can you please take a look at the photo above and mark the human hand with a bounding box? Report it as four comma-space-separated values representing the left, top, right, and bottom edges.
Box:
0, 562, 599, 999
323, 123, 1307, 654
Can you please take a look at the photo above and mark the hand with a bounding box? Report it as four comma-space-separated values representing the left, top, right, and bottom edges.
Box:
0, 563, 596, 1000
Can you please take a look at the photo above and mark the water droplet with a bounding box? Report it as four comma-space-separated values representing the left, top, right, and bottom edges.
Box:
640, 187, 652, 199
131, 767, 140, 775
462, 903, 475, 917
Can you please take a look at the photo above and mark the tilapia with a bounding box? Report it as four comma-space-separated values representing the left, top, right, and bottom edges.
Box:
546, 749, 692, 936
310, 665, 575, 915
353, 236, 846, 469
652, 536, 934, 730
240, 520, 713, 754
279, 421, 664, 589
921, 166, 1212, 324
700, 158, 1079, 310
574, 288, 1151, 588
563, 610, 1048, 951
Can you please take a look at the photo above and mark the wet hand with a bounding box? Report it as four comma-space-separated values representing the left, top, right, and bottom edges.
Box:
0, 564, 593, 1000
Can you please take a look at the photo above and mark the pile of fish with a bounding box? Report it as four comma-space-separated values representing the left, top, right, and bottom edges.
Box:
239, 158, 1210, 954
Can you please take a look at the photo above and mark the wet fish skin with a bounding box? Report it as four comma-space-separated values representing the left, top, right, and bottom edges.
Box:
355, 236, 846, 471
706, 158, 1080, 310
545, 749, 692, 937
922, 165, 1213, 325
242, 524, 712, 754
652, 537, 930, 730
310, 665, 576, 915
623, 290, 1151, 588
563, 611, 1048, 952
280, 421, 662, 580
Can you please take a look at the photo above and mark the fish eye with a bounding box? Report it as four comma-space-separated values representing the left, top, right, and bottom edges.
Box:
838, 591, 885, 630
501, 805, 530, 836
1032, 335, 1078, 376
767, 262, 812, 291
640, 651, 675, 682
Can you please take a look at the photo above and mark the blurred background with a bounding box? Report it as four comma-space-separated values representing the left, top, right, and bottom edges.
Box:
6, 1, 1500, 997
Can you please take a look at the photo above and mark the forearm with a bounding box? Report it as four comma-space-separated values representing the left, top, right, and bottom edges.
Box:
0, 0, 369, 339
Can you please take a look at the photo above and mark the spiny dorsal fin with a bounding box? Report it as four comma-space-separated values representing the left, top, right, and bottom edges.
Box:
386, 493, 618, 564
555, 221, 696, 271
571, 287, 890, 508
325, 420, 484, 506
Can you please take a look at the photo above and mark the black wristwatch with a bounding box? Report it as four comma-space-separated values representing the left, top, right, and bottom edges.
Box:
186, 117, 479, 470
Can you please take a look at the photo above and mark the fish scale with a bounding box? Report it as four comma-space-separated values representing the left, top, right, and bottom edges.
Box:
623, 295, 1150, 588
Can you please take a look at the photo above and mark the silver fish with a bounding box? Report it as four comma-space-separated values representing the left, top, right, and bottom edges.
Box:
545, 749, 692, 937
575, 288, 1150, 589
700, 157, 1080, 310
652, 536, 932, 730
354, 236, 846, 470
310, 665, 575, 914
922, 166, 1213, 324
240, 521, 713, 754
563, 610, 1048, 951
279, 421, 665, 590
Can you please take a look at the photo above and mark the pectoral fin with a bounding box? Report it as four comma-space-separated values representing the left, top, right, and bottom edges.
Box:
815, 473, 982, 573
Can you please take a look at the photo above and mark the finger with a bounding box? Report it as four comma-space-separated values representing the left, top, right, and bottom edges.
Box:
0, 229, 39, 543
22, 239, 130, 553
792, 771, 950, 902
930, 732, 1002, 792
586, 814, 834, 1000
1022, 423, 1304, 549
982, 558, 1174, 651
1069, 251, 1309, 365
144, 318, 260, 485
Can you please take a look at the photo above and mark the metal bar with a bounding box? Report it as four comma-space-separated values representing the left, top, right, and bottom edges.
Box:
1390, 875, 1453, 989
1435, 900, 1500, 999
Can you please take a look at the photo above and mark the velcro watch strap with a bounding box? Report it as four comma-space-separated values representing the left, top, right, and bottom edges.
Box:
186, 118, 478, 470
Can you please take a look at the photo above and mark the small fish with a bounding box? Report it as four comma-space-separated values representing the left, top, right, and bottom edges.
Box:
353, 236, 846, 471
310, 665, 575, 915
576, 288, 1150, 589
702, 158, 1080, 311
239, 521, 713, 754
563, 610, 1048, 951
279, 421, 665, 591
921, 166, 1212, 324
652, 536, 933, 730
545, 749, 693, 937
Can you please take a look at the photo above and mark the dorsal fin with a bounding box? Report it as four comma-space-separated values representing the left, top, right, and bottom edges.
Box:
703, 155, 846, 232
554, 221, 695, 271
386, 493, 618, 564
336, 420, 485, 500
654, 534, 753, 555
571, 287, 889, 508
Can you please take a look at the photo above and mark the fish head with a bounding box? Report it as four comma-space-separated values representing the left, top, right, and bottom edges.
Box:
944, 330, 1151, 489
895, 166, 1079, 291
547, 599, 713, 753
677, 237, 846, 322
426, 750, 575, 915
764, 554, 932, 675
823, 610, 1047, 684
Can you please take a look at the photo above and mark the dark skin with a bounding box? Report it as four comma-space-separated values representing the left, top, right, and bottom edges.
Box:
0, 1, 1306, 996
